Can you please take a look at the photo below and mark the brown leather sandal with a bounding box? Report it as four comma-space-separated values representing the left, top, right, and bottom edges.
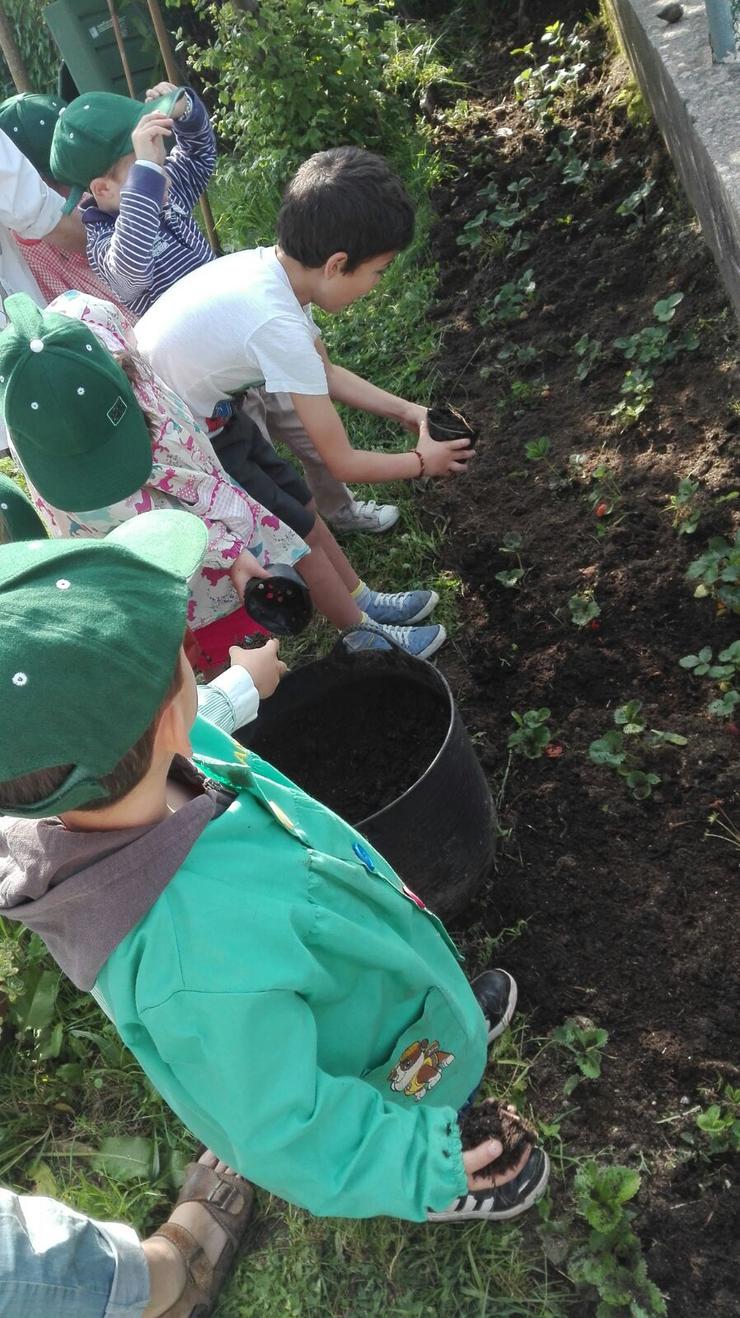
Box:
152, 1161, 255, 1317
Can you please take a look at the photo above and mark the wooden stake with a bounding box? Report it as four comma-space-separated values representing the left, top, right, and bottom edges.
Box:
106, 0, 137, 97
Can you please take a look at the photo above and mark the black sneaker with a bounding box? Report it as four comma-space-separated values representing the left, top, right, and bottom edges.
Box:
427, 1147, 550, 1223
472, 969, 518, 1043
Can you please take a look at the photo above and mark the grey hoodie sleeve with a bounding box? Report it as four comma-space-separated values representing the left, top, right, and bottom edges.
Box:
197, 667, 259, 734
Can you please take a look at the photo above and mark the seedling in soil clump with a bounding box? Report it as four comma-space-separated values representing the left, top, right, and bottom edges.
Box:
459, 1100, 537, 1175
665, 477, 701, 535
495, 532, 526, 589
687, 532, 740, 614
569, 1163, 667, 1316
680, 641, 740, 718
551, 1016, 608, 1097
507, 707, 552, 758
427, 404, 477, 446
479, 268, 536, 326
589, 701, 687, 800
573, 332, 602, 382
568, 591, 601, 628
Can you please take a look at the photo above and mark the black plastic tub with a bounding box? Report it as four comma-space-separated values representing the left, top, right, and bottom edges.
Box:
239, 647, 496, 921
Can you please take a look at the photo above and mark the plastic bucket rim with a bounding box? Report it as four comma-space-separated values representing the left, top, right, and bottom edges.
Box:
356, 653, 456, 830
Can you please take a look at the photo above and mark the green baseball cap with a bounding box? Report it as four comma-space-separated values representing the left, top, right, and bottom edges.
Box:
0, 473, 47, 542
0, 93, 65, 176
50, 87, 187, 212
0, 508, 207, 817
0, 293, 153, 512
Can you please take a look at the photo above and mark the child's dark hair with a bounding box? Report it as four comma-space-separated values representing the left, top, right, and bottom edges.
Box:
0, 655, 184, 815
277, 146, 415, 272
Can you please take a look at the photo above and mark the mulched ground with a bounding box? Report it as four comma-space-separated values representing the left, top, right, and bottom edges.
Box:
426, 4, 739, 1313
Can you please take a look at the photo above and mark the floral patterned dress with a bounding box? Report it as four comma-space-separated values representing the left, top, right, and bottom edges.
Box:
18, 291, 309, 635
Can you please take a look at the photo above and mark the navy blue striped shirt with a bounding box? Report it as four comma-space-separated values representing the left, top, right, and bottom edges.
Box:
81, 89, 216, 316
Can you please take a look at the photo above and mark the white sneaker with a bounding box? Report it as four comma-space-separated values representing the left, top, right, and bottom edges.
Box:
329, 499, 400, 534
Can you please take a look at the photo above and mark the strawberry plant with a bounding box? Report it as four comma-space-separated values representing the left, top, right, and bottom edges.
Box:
680, 641, 740, 718
686, 532, 740, 613
616, 177, 657, 225
568, 591, 601, 627
666, 478, 701, 535
611, 294, 697, 427
495, 532, 526, 587
507, 707, 552, 758
573, 332, 602, 382
589, 702, 687, 799
695, 1085, 740, 1156
569, 1163, 667, 1315
611, 367, 654, 427
552, 1016, 609, 1096
480, 268, 536, 325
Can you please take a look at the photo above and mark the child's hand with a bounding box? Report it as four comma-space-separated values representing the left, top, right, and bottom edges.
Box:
145, 83, 188, 119
228, 638, 287, 699
463, 1136, 532, 1191
228, 549, 270, 600
132, 111, 173, 166
416, 412, 475, 478
145, 80, 178, 101
462, 1103, 532, 1191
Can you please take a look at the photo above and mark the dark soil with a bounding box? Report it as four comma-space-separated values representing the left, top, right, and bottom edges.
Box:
425, 5, 739, 1315
248, 673, 450, 821
460, 1100, 538, 1175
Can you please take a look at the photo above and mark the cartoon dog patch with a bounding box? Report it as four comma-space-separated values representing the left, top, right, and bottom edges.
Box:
388, 1038, 455, 1101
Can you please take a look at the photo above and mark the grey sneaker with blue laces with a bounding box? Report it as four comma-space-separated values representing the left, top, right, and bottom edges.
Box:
363, 588, 440, 625
427, 1147, 550, 1223
343, 621, 447, 660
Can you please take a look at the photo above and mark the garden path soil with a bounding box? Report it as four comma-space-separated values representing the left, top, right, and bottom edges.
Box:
426, 5, 739, 1314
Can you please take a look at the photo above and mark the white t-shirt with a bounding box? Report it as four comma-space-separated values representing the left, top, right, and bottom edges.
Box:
134, 245, 328, 420
0, 129, 65, 448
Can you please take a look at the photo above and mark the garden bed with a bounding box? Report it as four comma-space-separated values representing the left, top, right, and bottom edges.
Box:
429, 5, 739, 1315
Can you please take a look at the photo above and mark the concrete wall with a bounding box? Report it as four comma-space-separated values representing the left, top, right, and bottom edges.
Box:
609, 0, 740, 321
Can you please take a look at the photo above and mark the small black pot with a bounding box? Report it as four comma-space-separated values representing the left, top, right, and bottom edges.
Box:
244, 563, 312, 636
427, 404, 478, 446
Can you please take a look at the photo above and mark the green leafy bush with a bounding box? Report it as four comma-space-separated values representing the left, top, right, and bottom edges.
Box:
180, 0, 446, 169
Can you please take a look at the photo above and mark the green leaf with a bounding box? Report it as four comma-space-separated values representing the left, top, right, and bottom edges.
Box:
495, 568, 525, 588
92, 1136, 155, 1183
20, 969, 59, 1033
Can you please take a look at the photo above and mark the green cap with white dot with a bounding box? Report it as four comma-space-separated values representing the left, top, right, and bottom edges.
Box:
0, 92, 66, 176
0, 508, 208, 817
50, 87, 187, 212
0, 472, 47, 542
0, 293, 153, 512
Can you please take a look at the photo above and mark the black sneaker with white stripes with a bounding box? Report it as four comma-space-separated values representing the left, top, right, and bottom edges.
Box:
472, 969, 518, 1043
427, 1147, 550, 1223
